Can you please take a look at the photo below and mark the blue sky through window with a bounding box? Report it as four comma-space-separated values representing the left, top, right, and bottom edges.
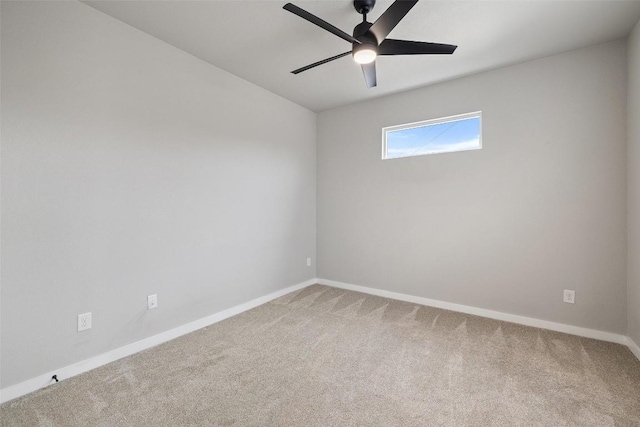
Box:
385, 115, 481, 159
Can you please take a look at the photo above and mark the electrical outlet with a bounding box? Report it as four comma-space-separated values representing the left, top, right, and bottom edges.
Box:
306, 258, 311, 267
78, 312, 92, 332
563, 290, 575, 304
148, 294, 158, 310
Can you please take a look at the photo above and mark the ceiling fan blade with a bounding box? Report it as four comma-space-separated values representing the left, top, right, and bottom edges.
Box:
361, 61, 377, 88
368, 0, 418, 44
283, 3, 361, 45
378, 39, 457, 55
291, 51, 351, 74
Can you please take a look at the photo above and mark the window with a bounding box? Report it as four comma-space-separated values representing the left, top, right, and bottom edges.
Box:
382, 111, 482, 159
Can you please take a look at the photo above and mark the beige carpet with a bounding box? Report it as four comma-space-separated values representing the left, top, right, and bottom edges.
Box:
2, 284, 640, 426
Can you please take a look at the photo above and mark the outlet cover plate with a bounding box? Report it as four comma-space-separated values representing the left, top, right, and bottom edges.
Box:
148, 294, 158, 310
78, 312, 92, 332
563, 290, 575, 304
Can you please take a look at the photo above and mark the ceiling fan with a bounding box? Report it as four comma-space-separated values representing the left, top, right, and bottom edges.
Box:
283, 0, 457, 88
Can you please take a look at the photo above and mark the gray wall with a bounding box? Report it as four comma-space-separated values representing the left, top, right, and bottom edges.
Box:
1, 1, 316, 388
629, 21, 640, 347
317, 41, 628, 334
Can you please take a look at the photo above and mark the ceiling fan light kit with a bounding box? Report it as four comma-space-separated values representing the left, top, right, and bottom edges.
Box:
283, 0, 457, 88
353, 44, 377, 64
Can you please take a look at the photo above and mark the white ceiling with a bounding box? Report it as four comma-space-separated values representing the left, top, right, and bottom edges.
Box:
84, 0, 640, 112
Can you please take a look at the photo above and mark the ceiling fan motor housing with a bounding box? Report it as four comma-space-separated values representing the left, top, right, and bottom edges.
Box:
353, 21, 376, 42
352, 18, 378, 63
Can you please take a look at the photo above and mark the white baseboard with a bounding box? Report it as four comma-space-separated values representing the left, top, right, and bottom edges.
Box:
627, 337, 640, 362
0, 278, 317, 404
317, 278, 630, 346
3, 277, 637, 404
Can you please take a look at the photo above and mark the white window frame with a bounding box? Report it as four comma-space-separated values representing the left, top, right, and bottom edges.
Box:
382, 111, 482, 160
